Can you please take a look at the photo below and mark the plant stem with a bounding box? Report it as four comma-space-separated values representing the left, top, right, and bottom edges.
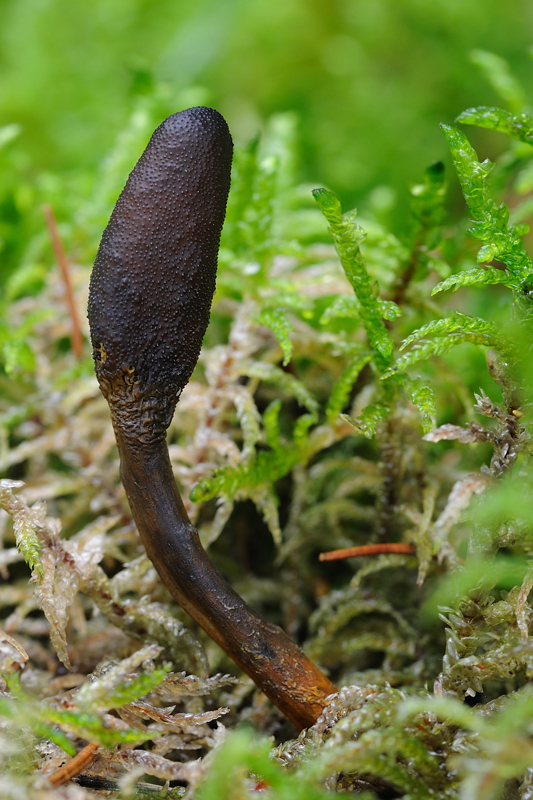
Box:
319, 543, 415, 561
43, 203, 83, 359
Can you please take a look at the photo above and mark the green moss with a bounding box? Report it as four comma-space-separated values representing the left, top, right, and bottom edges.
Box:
2, 45, 533, 800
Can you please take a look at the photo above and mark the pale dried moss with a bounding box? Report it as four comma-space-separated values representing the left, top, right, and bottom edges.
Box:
2, 101, 533, 799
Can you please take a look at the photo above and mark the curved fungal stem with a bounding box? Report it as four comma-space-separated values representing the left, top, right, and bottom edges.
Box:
88, 107, 336, 730
117, 428, 336, 729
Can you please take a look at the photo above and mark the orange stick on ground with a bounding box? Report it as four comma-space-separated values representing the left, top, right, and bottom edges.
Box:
48, 742, 98, 787
319, 543, 415, 562
43, 203, 83, 359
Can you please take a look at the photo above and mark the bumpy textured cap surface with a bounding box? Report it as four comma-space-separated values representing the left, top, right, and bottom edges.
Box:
88, 107, 232, 440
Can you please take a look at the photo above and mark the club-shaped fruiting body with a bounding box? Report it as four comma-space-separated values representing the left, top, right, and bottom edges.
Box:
88, 106, 232, 441
88, 107, 336, 730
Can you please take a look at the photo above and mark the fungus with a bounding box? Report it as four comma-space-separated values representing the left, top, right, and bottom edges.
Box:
87, 107, 336, 730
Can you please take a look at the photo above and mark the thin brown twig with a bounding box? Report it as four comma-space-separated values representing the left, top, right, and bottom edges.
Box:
319, 543, 415, 562
43, 203, 83, 359
48, 742, 98, 787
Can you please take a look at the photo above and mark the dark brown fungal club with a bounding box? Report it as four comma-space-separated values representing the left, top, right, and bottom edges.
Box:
87, 106, 336, 730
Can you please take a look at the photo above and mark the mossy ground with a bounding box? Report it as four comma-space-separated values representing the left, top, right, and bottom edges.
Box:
2, 46, 533, 800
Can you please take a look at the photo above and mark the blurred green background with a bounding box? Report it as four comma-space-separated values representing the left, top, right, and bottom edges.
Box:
0, 0, 532, 282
